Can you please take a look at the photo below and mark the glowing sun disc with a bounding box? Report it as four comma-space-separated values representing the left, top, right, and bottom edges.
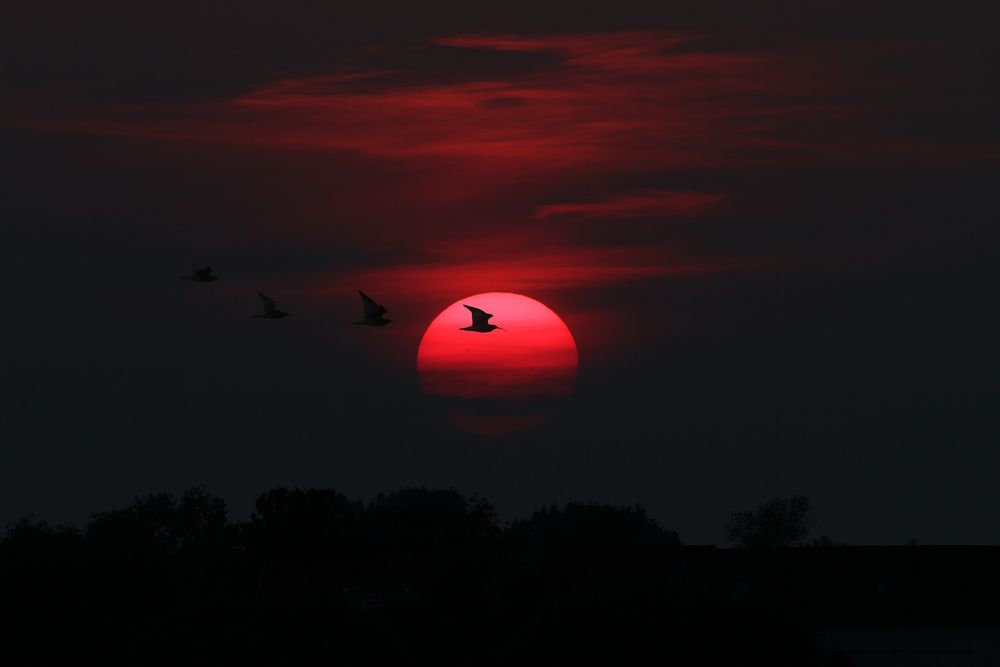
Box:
417, 292, 579, 435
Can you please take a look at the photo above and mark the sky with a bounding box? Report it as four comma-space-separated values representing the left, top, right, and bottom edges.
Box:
1, 0, 998, 544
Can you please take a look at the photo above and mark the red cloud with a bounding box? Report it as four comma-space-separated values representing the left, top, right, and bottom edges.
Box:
432, 32, 695, 71
2, 29, 978, 324
535, 190, 725, 220
318, 241, 793, 310
215, 32, 825, 173
5, 30, 989, 179
5, 30, 851, 180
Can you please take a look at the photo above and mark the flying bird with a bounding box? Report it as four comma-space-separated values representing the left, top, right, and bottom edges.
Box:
354, 290, 392, 326
460, 305, 506, 333
252, 292, 290, 319
180, 264, 218, 282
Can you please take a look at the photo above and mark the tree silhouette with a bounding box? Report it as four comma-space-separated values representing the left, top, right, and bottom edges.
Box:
246, 487, 364, 560
725, 495, 817, 548
243, 487, 366, 608
0, 517, 84, 602
1, 516, 81, 554
501, 503, 687, 663
367, 486, 499, 549
86, 486, 231, 558
508, 501, 679, 560
365, 487, 501, 611
0, 485, 877, 665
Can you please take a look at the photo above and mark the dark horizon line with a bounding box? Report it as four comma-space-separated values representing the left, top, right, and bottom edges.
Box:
5, 484, 993, 548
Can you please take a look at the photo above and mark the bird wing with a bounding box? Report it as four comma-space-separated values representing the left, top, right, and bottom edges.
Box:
464, 304, 493, 327
259, 292, 277, 312
359, 290, 387, 319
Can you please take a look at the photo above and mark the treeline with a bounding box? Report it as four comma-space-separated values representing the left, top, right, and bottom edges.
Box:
0, 487, 828, 665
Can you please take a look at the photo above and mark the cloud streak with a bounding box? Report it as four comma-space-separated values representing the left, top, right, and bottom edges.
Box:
535, 190, 726, 221
7, 29, 989, 182
2, 31, 860, 172
3, 28, 990, 341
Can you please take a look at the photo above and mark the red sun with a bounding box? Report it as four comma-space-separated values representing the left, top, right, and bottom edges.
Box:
417, 292, 579, 436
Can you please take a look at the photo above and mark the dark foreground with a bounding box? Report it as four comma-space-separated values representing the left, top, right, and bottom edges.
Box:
2, 487, 998, 665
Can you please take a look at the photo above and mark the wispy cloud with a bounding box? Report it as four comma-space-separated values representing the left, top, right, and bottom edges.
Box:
3, 30, 852, 174
2, 28, 975, 344
4, 29, 991, 174
321, 242, 795, 308
535, 190, 726, 221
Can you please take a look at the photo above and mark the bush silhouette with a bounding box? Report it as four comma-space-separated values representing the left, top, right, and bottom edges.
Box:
726, 495, 816, 548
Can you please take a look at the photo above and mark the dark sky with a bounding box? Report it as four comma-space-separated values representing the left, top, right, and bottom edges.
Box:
2, 0, 998, 544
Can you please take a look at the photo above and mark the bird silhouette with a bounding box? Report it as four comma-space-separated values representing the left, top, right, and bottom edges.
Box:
460, 305, 506, 333
252, 292, 290, 319
354, 290, 392, 326
181, 264, 219, 282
